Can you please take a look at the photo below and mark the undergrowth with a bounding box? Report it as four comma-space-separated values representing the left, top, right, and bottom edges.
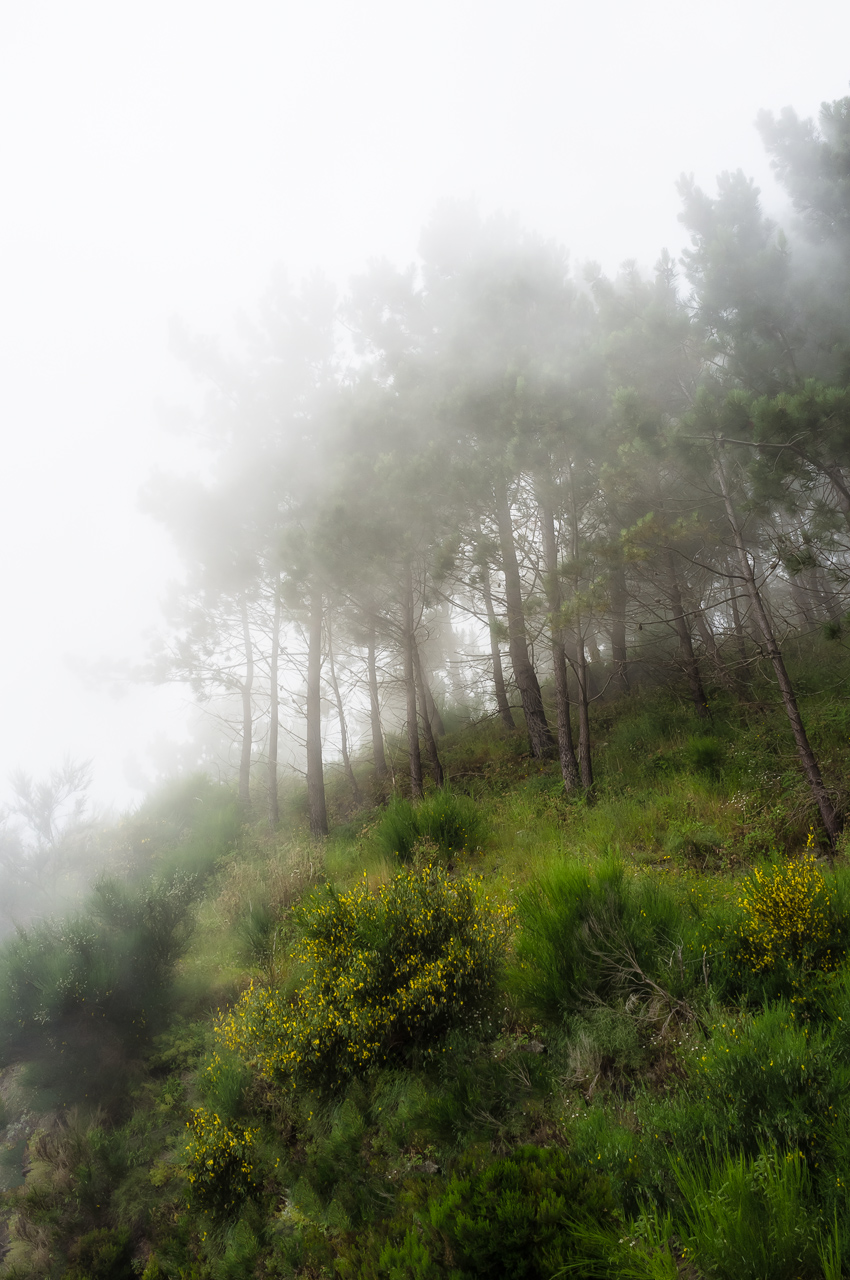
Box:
3, 653, 850, 1277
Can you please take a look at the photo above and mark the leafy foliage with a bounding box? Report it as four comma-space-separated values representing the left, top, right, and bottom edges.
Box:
694, 1003, 849, 1165
0, 871, 202, 1104
183, 1108, 261, 1216
216, 864, 513, 1091
428, 1145, 615, 1279
735, 849, 845, 975
673, 1146, 821, 1280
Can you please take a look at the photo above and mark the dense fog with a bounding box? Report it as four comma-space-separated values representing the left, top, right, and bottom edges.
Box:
1, 0, 849, 864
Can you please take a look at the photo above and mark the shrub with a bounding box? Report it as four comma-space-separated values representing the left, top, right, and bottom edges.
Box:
235, 900, 284, 979
663, 819, 726, 866
565, 1004, 645, 1096
373, 790, 487, 864
694, 1003, 849, 1167
508, 858, 691, 1021
683, 735, 725, 777
216, 865, 513, 1092
734, 851, 845, 977
183, 1107, 261, 1216
210, 1219, 262, 1280
64, 1227, 134, 1280
0, 869, 201, 1076
429, 1145, 615, 1279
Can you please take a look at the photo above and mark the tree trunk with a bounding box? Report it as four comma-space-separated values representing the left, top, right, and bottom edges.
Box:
788, 574, 817, 627
566, 468, 593, 788
726, 553, 749, 665
663, 548, 709, 719
422, 674, 446, 738
690, 592, 735, 692
366, 623, 388, 778
479, 549, 516, 729
306, 587, 329, 837
402, 562, 424, 799
716, 448, 842, 848
493, 479, 555, 758
413, 631, 444, 787
608, 560, 630, 694
572, 629, 594, 788
239, 597, 254, 808
325, 612, 361, 805
268, 585, 281, 829
538, 488, 580, 791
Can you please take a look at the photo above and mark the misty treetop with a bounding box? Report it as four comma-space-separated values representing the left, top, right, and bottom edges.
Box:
145, 91, 850, 846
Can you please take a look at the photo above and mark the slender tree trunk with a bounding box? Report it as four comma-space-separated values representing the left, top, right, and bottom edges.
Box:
366, 623, 388, 778
825, 463, 850, 532
239, 597, 254, 808
538, 488, 580, 791
726, 553, 749, 665
306, 587, 329, 837
663, 548, 709, 719
608, 560, 630, 694
690, 591, 735, 692
573, 628, 594, 788
268, 586, 281, 829
493, 478, 555, 758
566, 468, 593, 788
788, 575, 816, 627
479, 550, 516, 729
422, 675, 446, 739
716, 448, 842, 848
402, 562, 424, 799
814, 566, 843, 624
413, 632, 444, 787
325, 612, 361, 805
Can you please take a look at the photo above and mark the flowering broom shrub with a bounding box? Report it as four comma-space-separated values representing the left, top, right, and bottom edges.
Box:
183, 1106, 261, 1215
216, 864, 513, 1092
735, 851, 844, 976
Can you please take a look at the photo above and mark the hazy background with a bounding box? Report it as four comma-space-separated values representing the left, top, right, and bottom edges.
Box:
2, 0, 848, 812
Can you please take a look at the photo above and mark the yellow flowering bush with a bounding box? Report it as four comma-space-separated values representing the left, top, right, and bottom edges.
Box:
183, 1107, 261, 1214
735, 852, 839, 975
216, 864, 513, 1092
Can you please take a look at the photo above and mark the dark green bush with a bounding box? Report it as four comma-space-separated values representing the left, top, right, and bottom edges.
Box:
429, 1145, 615, 1279
373, 789, 488, 864
64, 1227, 134, 1280
673, 1146, 822, 1280
508, 858, 691, 1021
235, 899, 284, 975
334, 1146, 615, 1280
684, 735, 726, 776
694, 1002, 850, 1167
664, 819, 726, 864
0, 870, 202, 1104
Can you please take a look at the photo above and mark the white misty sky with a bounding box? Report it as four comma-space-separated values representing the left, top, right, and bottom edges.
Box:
1, 0, 848, 811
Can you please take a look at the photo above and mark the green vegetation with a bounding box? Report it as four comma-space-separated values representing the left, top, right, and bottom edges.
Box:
215, 863, 512, 1091
371, 790, 489, 865
3, 665, 850, 1277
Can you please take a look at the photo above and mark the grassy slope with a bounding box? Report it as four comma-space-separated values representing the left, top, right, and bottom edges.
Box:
2, 639, 850, 1277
